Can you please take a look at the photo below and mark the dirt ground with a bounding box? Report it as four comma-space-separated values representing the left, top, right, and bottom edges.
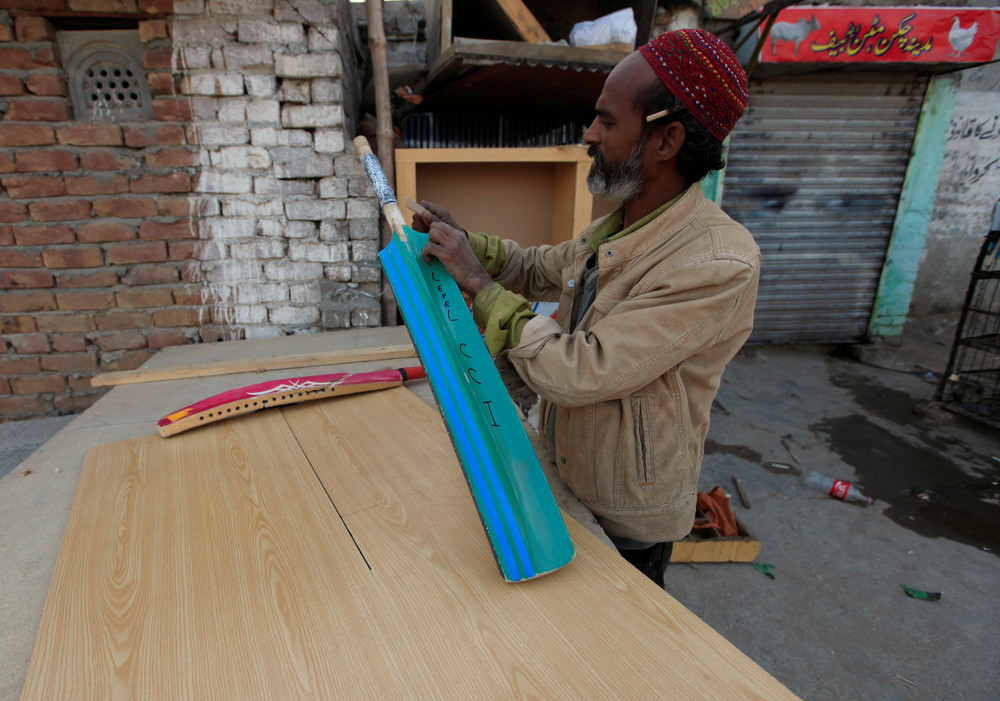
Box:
666, 315, 999, 700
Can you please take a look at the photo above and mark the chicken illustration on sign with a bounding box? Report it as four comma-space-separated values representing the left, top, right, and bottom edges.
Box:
761, 7, 999, 63
948, 17, 978, 56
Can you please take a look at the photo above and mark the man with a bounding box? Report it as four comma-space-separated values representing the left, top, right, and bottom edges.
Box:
411, 29, 760, 587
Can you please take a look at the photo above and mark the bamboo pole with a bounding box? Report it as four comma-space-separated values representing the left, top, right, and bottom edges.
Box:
364, 0, 398, 325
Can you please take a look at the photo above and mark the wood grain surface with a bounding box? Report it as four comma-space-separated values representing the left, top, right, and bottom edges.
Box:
22, 387, 798, 699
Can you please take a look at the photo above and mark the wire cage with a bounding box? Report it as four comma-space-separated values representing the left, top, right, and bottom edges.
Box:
935, 203, 1000, 428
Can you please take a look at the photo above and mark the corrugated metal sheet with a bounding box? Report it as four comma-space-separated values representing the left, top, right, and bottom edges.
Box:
722, 75, 928, 344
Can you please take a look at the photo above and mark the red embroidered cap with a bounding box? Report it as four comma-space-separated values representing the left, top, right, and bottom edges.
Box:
639, 29, 749, 141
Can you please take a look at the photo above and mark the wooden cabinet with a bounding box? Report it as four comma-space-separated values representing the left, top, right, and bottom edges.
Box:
395, 146, 613, 246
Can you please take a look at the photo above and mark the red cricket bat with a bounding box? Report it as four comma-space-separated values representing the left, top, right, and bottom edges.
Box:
157, 366, 425, 437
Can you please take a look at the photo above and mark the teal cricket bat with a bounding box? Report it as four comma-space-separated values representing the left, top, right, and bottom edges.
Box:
353, 137, 574, 582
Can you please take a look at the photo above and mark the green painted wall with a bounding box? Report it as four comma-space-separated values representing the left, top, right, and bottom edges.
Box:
869, 74, 959, 338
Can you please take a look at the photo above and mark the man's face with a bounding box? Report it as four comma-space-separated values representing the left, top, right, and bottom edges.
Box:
583, 53, 655, 203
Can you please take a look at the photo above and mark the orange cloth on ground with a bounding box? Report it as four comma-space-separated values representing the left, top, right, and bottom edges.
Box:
691, 486, 739, 537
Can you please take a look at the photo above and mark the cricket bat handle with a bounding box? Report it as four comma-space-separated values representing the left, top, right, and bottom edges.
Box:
353, 136, 408, 239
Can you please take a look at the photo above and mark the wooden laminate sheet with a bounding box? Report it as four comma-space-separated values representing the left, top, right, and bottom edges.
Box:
22, 387, 798, 699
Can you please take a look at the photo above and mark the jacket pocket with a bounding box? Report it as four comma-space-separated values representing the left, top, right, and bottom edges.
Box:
631, 394, 656, 486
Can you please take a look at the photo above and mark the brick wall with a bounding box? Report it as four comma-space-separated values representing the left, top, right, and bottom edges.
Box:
0, 0, 378, 420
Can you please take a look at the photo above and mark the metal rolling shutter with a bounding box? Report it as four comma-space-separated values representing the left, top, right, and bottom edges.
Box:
722, 75, 927, 344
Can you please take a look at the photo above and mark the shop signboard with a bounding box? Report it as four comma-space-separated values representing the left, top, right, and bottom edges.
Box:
758, 7, 1000, 63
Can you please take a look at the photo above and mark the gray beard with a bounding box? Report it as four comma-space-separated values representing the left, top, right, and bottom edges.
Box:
586, 138, 647, 202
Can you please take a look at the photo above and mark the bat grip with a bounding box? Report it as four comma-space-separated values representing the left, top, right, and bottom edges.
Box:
353, 136, 408, 239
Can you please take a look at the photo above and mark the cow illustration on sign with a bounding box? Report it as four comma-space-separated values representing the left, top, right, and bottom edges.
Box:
771, 14, 821, 55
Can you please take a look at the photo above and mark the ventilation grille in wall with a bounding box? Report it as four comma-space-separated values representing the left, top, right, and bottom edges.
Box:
401, 113, 586, 148
64, 38, 152, 122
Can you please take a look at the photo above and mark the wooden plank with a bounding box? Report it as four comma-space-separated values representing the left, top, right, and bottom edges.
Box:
22, 389, 799, 699
487, 0, 551, 43
90, 344, 416, 387
395, 145, 591, 165
21, 411, 376, 699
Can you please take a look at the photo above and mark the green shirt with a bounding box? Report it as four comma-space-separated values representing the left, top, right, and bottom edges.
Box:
470, 195, 681, 357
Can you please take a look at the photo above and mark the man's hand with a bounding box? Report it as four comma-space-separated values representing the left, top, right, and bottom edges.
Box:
422, 221, 494, 298
410, 200, 461, 233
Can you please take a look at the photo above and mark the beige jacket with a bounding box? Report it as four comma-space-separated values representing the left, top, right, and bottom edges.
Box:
495, 185, 760, 542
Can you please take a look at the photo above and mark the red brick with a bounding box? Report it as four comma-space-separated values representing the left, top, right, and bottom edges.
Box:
92, 331, 147, 352
173, 285, 209, 305
200, 326, 243, 343
140, 219, 194, 240
51, 332, 86, 352
152, 307, 201, 326
138, 19, 167, 41
0, 201, 28, 222
93, 196, 157, 218
145, 148, 200, 168
143, 44, 173, 70
130, 171, 190, 194
152, 97, 192, 122
123, 124, 185, 148
0, 268, 54, 288
41, 352, 99, 374
0, 123, 54, 147
0, 377, 8, 394
15, 149, 77, 172
7, 332, 51, 354
36, 313, 95, 333
4, 99, 69, 122
0, 395, 51, 418
177, 253, 200, 272
2, 249, 43, 267
0, 74, 24, 96
76, 220, 135, 243
99, 348, 153, 372
15, 16, 57, 42
2, 175, 65, 198
65, 173, 130, 195
67, 375, 94, 392
25, 74, 66, 96
55, 269, 118, 288
42, 246, 104, 269
0, 290, 55, 312
1, 315, 37, 334
107, 240, 167, 264
147, 329, 190, 350
78, 150, 130, 171
0, 47, 34, 70
55, 124, 122, 146
0, 356, 41, 374
121, 264, 178, 285
13, 223, 74, 245
146, 72, 175, 97
157, 196, 197, 217
0, 25, 10, 41
32, 46, 59, 69
139, 0, 174, 13
55, 393, 100, 413
55, 290, 115, 311
0, 153, 13, 173
115, 287, 173, 308
28, 199, 92, 222
0, 224, 12, 245
95, 310, 150, 330
12, 374, 66, 394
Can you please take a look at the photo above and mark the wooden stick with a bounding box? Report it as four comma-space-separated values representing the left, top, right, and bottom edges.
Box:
364, 0, 399, 325
90, 344, 417, 387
